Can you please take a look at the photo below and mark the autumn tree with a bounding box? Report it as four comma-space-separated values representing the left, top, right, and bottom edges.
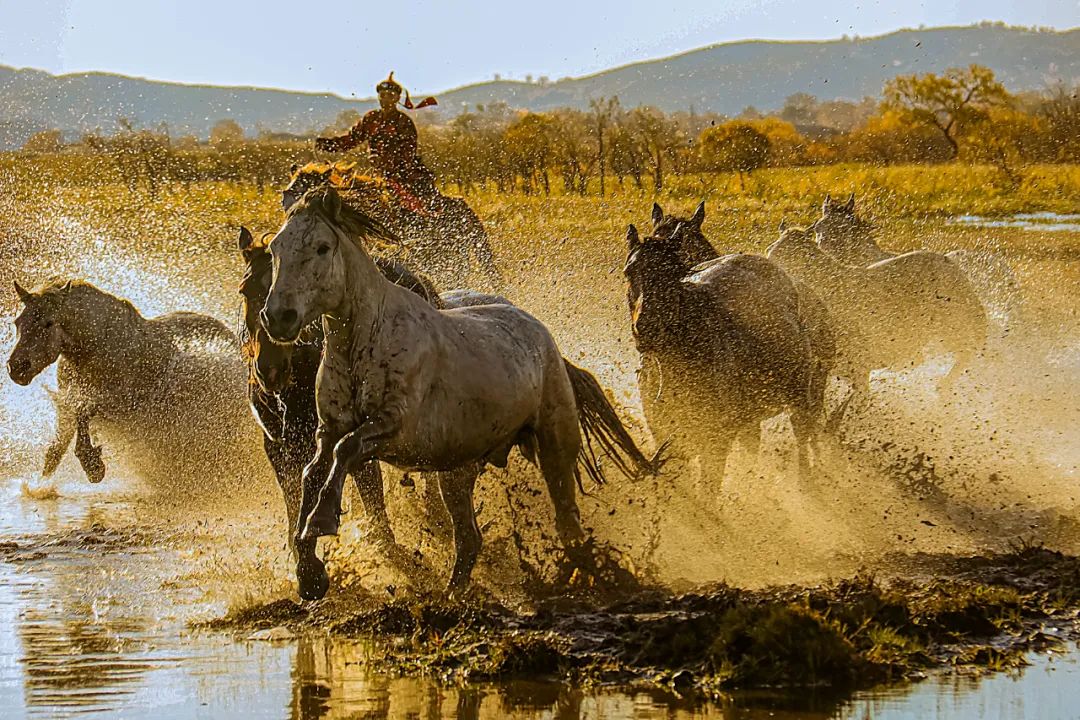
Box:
210, 118, 244, 145
550, 109, 594, 194
963, 107, 1051, 185
22, 129, 64, 153
627, 106, 681, 192
698, 121, 769, 189
504, 112, 557, 194
779, 93, 819, 126
607, 122, 646, 189
883, 64, 1010, 160
1037, 82, 1080, 162
588, 96, 620, 196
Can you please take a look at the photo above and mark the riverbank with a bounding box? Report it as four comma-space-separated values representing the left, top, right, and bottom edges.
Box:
210, 545, 1080, 696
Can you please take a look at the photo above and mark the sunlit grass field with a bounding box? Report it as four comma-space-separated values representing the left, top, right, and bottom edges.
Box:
2, 158, 1079, 589
3, 159, 1077, 348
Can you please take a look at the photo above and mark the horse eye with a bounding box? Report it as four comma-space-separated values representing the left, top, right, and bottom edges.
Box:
317, 244, 330, 256
44, 320, 53, 329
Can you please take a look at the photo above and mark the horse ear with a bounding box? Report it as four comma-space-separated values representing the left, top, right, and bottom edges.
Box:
845, 193, 855, 212
13, 280, 31, 303
779, 218, 788, 232
325, 188, 342, 219
691, 201, 705, 228
822, 193, 832, 212
626, 224, 640, 253
237, 226, 255, 253
289, 163, 299, 175
651, 203, 663, 228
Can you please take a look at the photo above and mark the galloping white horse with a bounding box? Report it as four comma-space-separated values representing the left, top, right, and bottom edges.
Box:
813, 193, 1022, 327
6, 279, 258, 489
260, 187, 617, 600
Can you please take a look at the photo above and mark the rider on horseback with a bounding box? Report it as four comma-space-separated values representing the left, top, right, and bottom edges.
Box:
315, 73, 439, 211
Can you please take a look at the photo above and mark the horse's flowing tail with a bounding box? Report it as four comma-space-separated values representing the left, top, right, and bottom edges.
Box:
564, 360, 664, 487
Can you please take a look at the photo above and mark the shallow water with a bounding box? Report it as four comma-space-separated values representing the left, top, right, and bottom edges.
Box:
4, 475, 1080, 720
950, 212, 1080, 233
2, 197, 1080, 718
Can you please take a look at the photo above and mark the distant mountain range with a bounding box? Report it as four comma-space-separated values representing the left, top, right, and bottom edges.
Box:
1, 25, 1076, 150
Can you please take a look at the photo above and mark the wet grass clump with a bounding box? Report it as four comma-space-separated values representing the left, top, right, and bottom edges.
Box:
707, 603, 858, 687
212, 543, 1080, 693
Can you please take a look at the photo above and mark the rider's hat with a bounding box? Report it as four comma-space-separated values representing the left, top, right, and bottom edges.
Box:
376, 71, 438, 110
376, 72, 403, 96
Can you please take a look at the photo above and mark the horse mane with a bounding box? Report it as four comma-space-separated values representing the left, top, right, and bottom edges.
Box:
371, 256, 446, 309
287, 186, 399, 247
38, 279, 142, 321
292, 162, 388, 192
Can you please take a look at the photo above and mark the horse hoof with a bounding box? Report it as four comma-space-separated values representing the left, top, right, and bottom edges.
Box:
296, 556, 330, 601
86, 460, 106, 484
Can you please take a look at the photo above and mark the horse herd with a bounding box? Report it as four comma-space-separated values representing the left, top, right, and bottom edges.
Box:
6, 174, 1007, 602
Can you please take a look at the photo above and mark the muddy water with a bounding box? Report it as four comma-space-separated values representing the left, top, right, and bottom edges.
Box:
2, 203, 1080, 718
3, 471, 1080, 720
2, 474, 1080, 720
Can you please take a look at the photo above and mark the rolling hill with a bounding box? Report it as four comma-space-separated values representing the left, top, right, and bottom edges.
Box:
1, 24, 1076, 149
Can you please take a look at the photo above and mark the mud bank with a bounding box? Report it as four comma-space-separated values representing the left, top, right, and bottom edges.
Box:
208, 545, 1080, 696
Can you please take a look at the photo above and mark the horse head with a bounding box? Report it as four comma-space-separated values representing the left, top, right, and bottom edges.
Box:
7, 279, 73, 386
650, 200, 718, 266
238, 227, 298, 393
812, 193, 867, 248
262, 186, 396, 344
623, 224, 690, 350
766, 222, 820, 268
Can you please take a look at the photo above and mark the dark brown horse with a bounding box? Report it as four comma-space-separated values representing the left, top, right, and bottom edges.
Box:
282, 163, 500, 288
649, 201, 838, 432
624, 223, 822, 481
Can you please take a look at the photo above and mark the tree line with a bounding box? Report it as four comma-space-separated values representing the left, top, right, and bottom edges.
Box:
17, 65, 1080, 195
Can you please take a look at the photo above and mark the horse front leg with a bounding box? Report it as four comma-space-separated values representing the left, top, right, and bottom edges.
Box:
73, 415, 106, 484
294, 431, 339, 601
303, 408, 404, 540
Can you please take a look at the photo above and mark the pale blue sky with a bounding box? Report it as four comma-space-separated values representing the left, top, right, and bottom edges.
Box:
1, 0, 1075, 97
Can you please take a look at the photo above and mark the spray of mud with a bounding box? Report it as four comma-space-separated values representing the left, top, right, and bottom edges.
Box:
1, 184, 1078, 620
0, 197, 290, 625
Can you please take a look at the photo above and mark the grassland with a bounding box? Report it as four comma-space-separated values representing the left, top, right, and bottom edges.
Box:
4, 159, 1080, 693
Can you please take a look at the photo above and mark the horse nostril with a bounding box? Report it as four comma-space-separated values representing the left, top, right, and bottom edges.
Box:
260, 306, 299, 341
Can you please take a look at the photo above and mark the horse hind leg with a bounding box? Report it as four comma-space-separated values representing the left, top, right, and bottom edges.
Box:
351, 461, 395, 548
437, 464, 484, 595
73, 416, 106, 484
534, 409, 588, 551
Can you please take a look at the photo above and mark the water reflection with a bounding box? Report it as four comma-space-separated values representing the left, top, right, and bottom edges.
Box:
279, 634, 851, 719
3, 470, 1080, 719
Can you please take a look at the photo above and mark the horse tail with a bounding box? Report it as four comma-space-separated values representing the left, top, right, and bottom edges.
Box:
564, 359, 664, 487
